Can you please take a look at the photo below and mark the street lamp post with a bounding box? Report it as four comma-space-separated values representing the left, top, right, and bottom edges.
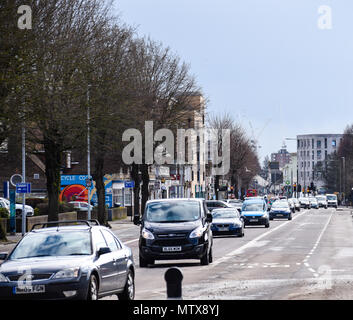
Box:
87, 85, 91, 220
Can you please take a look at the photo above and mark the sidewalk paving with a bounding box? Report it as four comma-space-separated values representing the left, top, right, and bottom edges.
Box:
0, 215, 135, 248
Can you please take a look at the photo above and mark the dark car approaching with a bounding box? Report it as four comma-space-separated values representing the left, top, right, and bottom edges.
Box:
135, 199, 213, 267
211, 208, 244, 237
241, 198, 270, 228
269, 201, 292, 220
0, 220, 135, 300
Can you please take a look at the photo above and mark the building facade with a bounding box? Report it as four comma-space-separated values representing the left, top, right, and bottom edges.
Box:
297, 134, 343, 191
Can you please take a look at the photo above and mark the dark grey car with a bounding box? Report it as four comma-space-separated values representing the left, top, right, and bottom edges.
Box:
0, 220, 135, 300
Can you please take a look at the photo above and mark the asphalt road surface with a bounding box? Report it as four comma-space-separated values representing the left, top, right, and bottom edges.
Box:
2, 207, 353, 300
108, 207, 353, 300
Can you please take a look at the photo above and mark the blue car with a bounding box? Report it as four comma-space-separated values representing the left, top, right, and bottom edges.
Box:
241, 199, 270, 228
269, 200, 292, 220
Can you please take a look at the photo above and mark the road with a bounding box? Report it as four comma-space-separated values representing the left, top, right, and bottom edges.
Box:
2, 207, 353, 300
110, 207, 353, 300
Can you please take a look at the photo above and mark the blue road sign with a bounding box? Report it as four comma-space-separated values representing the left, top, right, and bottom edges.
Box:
16, 183, 31, 194
124, 181, 135, 188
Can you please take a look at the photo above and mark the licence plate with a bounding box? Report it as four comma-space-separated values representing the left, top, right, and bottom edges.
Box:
163, 246, 182, 252
250, 219, 258, 222
14, 285, 45, 294
218, 227, 229, 231
276, 214, 283, 216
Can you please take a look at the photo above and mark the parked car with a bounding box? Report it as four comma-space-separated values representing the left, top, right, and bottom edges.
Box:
309, 197, 319, 209
326, 194, 338, 208
316, 195, 328, 209
211, 208, 244, 237
241, 198, 270, 228
269, 201, 292, 220
299, 197, 310, 209
135, 198, 213, 267
0, 197, 34, 217
0, 220, 135, 300
205, 200, 232, 212
290, 198, 301, 211
68, 201, 94, 212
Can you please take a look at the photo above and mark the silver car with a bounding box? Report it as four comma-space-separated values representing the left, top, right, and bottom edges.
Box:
211, 208, 244, 237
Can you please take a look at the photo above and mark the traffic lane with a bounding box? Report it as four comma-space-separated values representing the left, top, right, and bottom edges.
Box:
289, 208, 353, 299
129, 211, 305, 299
179, 208, 340, 299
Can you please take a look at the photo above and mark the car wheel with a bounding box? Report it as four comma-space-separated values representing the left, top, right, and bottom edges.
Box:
118, 269, 135, 300
200, 248, 210, 265
288, 215, 292, 221
139, 254, 154, 268
208, 246, 213, 264
87, 274, 98, 300
265, 222, 270, 228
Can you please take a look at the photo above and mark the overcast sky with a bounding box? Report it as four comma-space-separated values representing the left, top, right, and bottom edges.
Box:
114, 0, 353, 162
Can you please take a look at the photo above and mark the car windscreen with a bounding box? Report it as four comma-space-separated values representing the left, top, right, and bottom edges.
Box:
327, 195, 337, 200
212, 210, 239, 219
9, 230, 92, 259
316, 196, 326, 201
145, 201, 201, 223
241, 202, 264, 212
271, 202, 289, 209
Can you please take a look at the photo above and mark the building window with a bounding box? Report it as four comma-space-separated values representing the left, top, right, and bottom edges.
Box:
332, 140, 336, 147
325, 138, 327, 149
317, 150, 321, 160
325, 150, 327, 159
317, 140, 321, 149
113, 188, 123, 206
312, 139, 314, 148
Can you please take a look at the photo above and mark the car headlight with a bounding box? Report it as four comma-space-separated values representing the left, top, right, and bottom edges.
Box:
189, 226, 204, 238
141, 228, 154, 240
0, 273, 9, 283
53, 267, 80, 279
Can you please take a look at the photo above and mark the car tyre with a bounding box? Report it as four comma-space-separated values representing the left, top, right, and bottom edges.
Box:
200, 248, 210, 265
87, 274, 98, 300
288, 215, 292, 221
265, 222, 270, 228
118, 269, 135, 300
139, 254, 152, 268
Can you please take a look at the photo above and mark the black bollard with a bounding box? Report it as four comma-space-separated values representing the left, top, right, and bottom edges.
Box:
164, 267, 183, 300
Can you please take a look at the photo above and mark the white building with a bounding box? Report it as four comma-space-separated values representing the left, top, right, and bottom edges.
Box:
297, 134, 343, 191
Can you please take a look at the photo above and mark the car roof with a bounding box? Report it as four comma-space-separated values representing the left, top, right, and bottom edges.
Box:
146, 198, 204, 204
243, 198, 265, 203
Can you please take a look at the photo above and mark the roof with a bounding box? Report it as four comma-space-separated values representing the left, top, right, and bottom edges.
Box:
146, 198, 204, 204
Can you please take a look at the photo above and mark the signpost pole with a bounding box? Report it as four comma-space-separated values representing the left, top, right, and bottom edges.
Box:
22, 126, 26, 236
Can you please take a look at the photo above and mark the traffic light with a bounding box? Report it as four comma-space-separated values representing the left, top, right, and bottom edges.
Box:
307, 187, 310, 193
293, 184, 297, 192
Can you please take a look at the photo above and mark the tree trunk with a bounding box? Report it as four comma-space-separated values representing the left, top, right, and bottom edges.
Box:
92, 156, 106, 226
131, 163, 141, 220
141, 163, 150, 217
44, 137, 62, 222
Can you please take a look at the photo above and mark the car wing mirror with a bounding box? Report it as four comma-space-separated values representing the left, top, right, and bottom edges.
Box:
97, 247, 111, 256
0, 252, 8, 260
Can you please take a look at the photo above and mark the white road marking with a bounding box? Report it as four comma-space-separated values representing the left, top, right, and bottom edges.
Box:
211, 211, 308, 267
124, 238, 139, 244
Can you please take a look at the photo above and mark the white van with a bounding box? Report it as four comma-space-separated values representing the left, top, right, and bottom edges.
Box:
326, 194, 338, 208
